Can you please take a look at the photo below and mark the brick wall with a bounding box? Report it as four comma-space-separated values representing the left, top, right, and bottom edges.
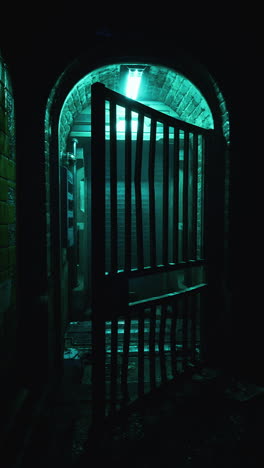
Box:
58, 64, 227, 155
0, 50, 16, 367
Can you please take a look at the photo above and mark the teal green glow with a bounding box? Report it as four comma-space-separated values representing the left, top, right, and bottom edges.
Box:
62, 63, 218, 151
125, 69, 143, 100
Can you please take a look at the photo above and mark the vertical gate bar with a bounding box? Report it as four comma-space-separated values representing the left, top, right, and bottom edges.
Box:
110, 100, 118, 272
173, 127, 180, 264
159, 304, 167, 383
91, 82, 106, 429
163, 124, 169, 265
149, 305, 156, 389
121, 312, 131, 404
138, 306, 145, 397
135, 113, 144, 269
192, 132, 198, 260
182, 131, 189, 261
148, 119, 157, 268
196, 291, 202, 360
182, 294, 189, 370
110, 316, 118, 414
198, 288, 206, 362
190, 293, 197, 363
125, 107, 132, 272
200, 135, 206, 260
170, 302, 178, 378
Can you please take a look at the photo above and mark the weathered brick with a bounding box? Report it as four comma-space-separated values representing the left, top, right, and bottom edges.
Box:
7, 205, 15, 223
0, 106, 8, 133
8, 224, 15, 246
0, 155, 8, 178
191, 105, 204, 122
78, 85, 86, 109
8, 246, 15, 266
0, 247, 8, 270
0, 130, 5, 154
202, 115, 214, 129
66, 95, 76, 113
0, 225, 8, 246
0, 268, 9, 283
0, 178, 8, 200
0, 201, 8, 223
65, 110, 73, 125
0, 82, 5, 108
7, 159, 15, 181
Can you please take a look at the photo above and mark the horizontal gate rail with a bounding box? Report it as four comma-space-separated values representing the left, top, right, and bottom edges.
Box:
104, 283, 207, 414
97, 82, 212, 136
105, 259, 205, 279
128, 283, 207, 309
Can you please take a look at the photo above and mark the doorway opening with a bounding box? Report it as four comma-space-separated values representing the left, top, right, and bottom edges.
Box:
46, 57, 229, 431
60, 63, 214, 318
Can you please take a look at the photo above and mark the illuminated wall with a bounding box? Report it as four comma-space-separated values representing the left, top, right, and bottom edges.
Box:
59, 63, 219, 154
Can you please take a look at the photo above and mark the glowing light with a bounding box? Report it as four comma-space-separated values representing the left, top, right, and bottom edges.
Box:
116, 117, 139, 133
125, 68, 143, 100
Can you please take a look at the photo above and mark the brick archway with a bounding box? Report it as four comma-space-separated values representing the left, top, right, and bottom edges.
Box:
45, 44, 230, 369
58, 63, 216, 155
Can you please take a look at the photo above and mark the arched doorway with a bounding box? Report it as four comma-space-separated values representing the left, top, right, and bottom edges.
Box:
45, 50, 230, 428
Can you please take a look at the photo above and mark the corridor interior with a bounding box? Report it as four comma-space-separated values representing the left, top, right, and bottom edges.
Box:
58, 63, 210, 460
20, 62, 264, 468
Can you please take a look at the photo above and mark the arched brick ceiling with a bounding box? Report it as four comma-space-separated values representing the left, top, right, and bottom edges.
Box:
59, 63, 214, 149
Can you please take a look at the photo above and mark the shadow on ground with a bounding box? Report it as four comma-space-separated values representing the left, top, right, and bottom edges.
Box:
75, 369, 264, 468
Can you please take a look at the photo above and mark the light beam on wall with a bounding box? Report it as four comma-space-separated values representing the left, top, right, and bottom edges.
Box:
125, 68, 143, 100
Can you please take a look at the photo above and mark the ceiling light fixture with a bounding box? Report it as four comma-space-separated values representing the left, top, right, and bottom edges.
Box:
125, 68, 144, 100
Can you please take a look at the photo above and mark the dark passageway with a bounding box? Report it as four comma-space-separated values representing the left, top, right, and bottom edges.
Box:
0, 5, 263, 468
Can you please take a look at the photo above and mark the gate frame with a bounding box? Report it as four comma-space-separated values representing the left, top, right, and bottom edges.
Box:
44, 47, 230, 433
90, 82, 227, 429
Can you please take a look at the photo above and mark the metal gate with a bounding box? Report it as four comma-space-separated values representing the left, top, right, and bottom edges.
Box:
91, 82, 211, 429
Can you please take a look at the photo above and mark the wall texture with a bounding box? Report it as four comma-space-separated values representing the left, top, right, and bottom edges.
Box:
0, 50, 16, 371
58, 63, 228, 154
